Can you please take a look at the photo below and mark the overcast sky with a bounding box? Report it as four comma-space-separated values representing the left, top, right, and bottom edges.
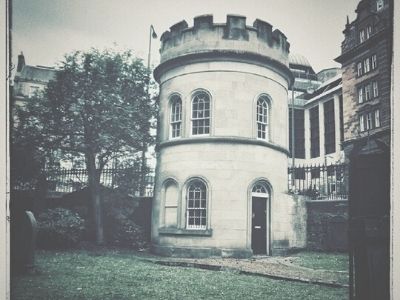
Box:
12, 0, 360, 73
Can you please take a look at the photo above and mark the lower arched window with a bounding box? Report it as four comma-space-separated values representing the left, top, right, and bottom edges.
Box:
186, 180, 207, 229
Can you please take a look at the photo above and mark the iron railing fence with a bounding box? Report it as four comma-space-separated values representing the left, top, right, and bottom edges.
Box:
13, 167, 155, 197
288, 163, 348, 200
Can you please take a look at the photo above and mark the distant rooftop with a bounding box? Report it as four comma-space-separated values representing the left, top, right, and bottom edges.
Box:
289, 53, 312, 68
16, 65, 57, 83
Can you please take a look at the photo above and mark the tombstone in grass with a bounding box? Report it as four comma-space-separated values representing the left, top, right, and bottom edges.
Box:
12, 210, 37, 273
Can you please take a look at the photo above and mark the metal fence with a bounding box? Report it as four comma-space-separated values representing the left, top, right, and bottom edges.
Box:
45, 167, 155, 197
288, 163, 348, 200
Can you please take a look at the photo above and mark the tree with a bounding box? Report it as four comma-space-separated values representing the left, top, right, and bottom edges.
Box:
16, 48, 156, 244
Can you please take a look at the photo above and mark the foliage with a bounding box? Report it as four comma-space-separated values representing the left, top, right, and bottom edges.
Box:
11, 250, 348, 300
36, 208, 85, 249
102, 189, 147, 249
15, 47, 157, 243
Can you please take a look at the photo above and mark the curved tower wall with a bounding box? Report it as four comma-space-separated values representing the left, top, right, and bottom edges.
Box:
152, 15, 302, 257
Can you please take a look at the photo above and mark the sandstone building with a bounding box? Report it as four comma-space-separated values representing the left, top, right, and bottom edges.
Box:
151, 15, 310, 257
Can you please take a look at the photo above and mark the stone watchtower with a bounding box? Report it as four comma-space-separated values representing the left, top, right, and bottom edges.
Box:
152, 15, 301, 257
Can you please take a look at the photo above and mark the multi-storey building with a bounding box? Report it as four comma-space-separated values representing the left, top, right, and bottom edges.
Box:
13, 52, 56, 107
335, 0, 392, 156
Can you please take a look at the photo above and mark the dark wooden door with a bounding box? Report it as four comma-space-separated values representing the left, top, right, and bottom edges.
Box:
252, 197, 267, 254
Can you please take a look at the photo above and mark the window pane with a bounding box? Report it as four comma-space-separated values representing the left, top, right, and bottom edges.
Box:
257, 97, 269, 140
192, 92, 210, 135
187, 180, 207, 229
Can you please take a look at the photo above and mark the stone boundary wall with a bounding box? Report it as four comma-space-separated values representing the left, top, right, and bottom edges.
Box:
306, 200, 348, 251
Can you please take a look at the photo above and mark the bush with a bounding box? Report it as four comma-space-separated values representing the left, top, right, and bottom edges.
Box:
37, 208, 85, 249
103, 191, 147, 249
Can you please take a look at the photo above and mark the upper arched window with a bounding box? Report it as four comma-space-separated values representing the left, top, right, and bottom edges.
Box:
256, 96, 270, 140
191, 92, 210, 135
170, 95, 182, 138
186, 179, 207, 229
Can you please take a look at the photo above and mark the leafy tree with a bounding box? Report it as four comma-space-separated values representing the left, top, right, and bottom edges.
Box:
15, 48, 156, 244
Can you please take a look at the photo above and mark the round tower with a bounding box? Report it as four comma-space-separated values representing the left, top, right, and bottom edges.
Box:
152, 14, 297, 257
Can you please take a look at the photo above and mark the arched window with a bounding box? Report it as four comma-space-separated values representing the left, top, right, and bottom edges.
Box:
186, 180, 207, 229
170, 95, 182, 138
252, 182, 270, 198
191, 92, 210, 135
256, 96, 269, 140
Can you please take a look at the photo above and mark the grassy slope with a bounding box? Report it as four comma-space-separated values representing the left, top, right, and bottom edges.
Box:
291, 251, 349, 272
11, 251, 348, 300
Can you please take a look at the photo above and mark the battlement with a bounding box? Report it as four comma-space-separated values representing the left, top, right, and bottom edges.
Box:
158, 14, 290, 68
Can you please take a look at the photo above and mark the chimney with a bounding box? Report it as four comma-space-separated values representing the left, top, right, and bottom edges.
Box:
17, 52, 25, 72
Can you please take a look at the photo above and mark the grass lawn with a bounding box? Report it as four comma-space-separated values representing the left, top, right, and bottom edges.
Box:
11, 250, 348, 300
291, 251, 349, 272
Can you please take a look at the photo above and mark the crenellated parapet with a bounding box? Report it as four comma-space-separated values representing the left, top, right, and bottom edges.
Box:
155, 14, 291, 83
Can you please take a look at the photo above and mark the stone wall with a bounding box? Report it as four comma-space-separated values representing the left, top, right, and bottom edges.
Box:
306, 200, 348, 251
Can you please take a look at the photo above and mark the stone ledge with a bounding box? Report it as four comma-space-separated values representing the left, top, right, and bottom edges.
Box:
158, 227, 213, 236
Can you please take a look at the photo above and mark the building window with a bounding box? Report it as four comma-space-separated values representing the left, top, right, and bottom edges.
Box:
363, 57, 371, 73
358, 87, 364, 103
373, 81, 379, 97
359, 115, 365, 132
365, 83, 372, 101
371, 54, 377, 69
366, 112, 373, 130
359, 109, 381, 132
377, 0, 384, 11
256, 96, 269, 140
170, 95, 182, 138
28, 86, 39, 98
339, 95, 344, 143
310, 106, 320, 158
191, 92, 210, 135
324, 100, 336, 155
359, 29, 366, 43
366, 25, 373, 39
289, 108, 305, 159
186, 180, 207, 230
375, 109, 380, 127
357, 62, 363, 76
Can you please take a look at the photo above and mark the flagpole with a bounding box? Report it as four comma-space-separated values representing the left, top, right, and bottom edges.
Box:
141, 25, 157, 196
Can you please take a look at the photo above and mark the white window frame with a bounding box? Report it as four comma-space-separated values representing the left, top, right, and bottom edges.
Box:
359, 115, 365, 132
358, 87, 364, 103
375, 109, 380, 127
365, 83, 372, 101
366, 112, 373, 130
364, 57, 371, 73
256, 96, 269, 140
366, 25, 373, 39
359, 29, 366, 43
191, 92, 211, 136
373, 81, 379, 97
170, 95, 182, 139
357, 62, 363, 76
371, 54, 377, 70
377, 0, 384, 11
186, 180, 207, 230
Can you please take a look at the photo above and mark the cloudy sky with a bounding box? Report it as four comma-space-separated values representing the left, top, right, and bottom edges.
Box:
12, 0, 360, 73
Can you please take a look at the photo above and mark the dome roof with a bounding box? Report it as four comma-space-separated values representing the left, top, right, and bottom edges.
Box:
289, 53, 312, 68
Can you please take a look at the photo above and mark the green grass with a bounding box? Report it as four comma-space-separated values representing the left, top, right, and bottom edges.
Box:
291, 251, 349, 272
11, 250, 348, 300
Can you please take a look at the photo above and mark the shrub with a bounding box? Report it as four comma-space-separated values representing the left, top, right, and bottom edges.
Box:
37, 208, 85, 249
103, 192, 147, 249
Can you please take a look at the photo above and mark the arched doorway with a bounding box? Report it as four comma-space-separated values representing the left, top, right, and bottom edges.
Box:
251, 182, 270, 255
